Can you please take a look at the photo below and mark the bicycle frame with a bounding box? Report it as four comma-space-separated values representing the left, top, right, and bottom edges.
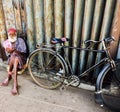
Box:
54, 40, 115, 78
25, 36, 115, 82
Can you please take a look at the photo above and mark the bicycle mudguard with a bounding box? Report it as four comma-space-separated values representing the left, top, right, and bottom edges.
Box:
94, 63, 111, 105
95, 63, 111, 91
95, 60, 120, 91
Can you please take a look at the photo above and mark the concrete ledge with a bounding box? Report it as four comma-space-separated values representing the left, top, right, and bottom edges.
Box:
0, 59, 8, 69
78, 83, 95, 91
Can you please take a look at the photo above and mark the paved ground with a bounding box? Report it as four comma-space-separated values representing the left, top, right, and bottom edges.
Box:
0, 66, 113, 112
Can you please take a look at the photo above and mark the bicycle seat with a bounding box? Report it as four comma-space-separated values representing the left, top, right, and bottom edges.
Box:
51, 37, 69, 44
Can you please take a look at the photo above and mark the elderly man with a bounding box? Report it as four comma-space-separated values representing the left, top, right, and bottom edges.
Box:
2, 28, 27, 95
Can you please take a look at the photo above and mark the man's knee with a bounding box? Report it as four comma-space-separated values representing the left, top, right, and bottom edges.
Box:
14, 57, 19, 65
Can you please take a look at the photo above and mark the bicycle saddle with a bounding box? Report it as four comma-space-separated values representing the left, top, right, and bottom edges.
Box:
51, 37, 69, 44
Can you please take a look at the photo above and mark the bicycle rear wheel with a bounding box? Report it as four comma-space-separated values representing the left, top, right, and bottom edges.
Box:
98, 61, 120, 111
28, 48, 66, 89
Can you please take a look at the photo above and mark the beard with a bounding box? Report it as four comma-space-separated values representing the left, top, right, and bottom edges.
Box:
8, 36, 17, 43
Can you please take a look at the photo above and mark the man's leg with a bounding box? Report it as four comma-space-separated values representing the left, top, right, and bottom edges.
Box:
11, 57, 19, 95
1, 58, 14, 86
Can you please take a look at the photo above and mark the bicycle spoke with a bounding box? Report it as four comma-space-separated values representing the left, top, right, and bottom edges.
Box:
28, 49, 65, 89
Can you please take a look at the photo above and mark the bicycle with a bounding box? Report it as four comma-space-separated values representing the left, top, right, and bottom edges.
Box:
25, 36, 120, 111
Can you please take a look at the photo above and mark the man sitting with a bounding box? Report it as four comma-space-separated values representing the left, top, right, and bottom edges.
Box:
2, 28, 27, 95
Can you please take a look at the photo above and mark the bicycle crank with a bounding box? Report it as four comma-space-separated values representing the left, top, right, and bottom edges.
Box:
67, 75, 80, 87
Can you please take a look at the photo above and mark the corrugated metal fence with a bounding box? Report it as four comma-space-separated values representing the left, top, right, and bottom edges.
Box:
0, 0, 120, 78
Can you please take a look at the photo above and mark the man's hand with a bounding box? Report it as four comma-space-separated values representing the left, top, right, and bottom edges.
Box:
6, 47, 15, 53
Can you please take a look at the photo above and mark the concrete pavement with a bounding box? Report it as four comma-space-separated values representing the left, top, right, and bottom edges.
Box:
0, 66, 113, 112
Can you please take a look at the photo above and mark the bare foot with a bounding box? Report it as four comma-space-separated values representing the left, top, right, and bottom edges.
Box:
1, 78, 9, 86
1, 75, 12, 86
11, 87, 18, 95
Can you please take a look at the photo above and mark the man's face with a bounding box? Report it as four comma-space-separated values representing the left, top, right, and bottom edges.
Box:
8, 31, 17, 43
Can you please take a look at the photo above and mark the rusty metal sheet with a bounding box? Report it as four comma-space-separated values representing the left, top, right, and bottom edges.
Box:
0, 0, 119, 79
79, 0, 95, 73
19, 0, 26, 33
0, 0, 7, 60
95, 0, 116, 59
25, 0, 35, 52
2, 0, 16, 31
44, 0, 54, 44
64, 0, 74, 41
64, 0, 74, 69
33, 0, 44, 44
71, 0, 85, 73
110, 0, 120, 59
87, 0, 106, 69
99, 0, 116, 41
13, 0, 22, 32
54, 0, 64, 38
94, 0, 116, 76
0, 0, 7, 43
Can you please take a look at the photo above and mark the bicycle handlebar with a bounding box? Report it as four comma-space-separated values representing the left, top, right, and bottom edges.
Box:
84, 36, 115, 48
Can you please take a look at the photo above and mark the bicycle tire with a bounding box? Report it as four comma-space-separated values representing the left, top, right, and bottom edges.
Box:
96, 60, 120, 111
28, 48, 66, 89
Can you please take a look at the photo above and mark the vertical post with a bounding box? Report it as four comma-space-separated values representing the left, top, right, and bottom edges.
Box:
44, 0, 54, 44
54, 0, 64, 38
80, 0, 95, 73
72, 0, 85, 74
25, 0, 35, 52
33, 0, 44, 44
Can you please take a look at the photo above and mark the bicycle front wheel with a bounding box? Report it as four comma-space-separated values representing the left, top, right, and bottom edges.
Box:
28, 48, 66, 89
98, 61, 120, 111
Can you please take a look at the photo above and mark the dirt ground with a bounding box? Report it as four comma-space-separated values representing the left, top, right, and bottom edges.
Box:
0, 67, 113, 112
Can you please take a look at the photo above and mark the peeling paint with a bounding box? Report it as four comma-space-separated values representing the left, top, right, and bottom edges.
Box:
110, 0, 120, 58
2, 0, 16, 30
0, 0, 7, 43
